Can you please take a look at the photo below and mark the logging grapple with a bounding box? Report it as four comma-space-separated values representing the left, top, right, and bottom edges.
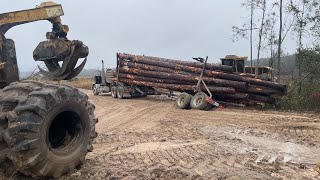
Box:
0, 2, 97, 179
34, 39, 89, 80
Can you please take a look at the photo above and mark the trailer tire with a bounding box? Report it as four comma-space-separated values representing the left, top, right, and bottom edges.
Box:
191, 92, 209, 110
204, 104, 213, 111
0, 81, 97, 179
111, 86, 117, 98
175, 93, 192, 109
93, 86, 99, 96
117, 86, 124, 99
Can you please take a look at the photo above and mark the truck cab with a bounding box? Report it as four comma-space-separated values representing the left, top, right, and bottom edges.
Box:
92, 65, 115, 95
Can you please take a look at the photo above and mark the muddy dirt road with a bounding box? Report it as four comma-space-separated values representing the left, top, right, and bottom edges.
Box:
60, 90, 320, 180
1, 89, 318, 179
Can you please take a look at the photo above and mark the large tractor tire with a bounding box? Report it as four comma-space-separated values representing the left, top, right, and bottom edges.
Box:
0, 81, 98, 179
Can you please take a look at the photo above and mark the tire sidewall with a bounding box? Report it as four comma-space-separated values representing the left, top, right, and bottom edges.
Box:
191, 92, 208, 110
175, 93, 191, 109
93, 87, 99, 95
1, 82, 97, 178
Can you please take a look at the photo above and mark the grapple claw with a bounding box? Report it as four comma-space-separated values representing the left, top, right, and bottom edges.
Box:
33, 39, 89, 80
64, 57, 87, 80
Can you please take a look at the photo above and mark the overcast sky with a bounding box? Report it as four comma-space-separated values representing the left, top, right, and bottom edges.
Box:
2, 0, 297, 72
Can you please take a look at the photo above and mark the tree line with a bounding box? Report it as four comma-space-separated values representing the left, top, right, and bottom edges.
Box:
233, 0, 320, 110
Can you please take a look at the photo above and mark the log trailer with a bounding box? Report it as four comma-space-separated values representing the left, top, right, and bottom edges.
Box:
93, 53, 287, 110
92, 55, 224, 110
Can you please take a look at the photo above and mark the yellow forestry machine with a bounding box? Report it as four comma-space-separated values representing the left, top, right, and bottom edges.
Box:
0, 2, 97, 179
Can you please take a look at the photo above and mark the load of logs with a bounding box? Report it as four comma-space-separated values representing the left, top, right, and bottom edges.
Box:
116, 53, 287, 105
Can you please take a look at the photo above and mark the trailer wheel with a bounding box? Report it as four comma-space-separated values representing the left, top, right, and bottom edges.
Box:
175, 93, 192, 109
93, 86, 99, 96
111, 86, 117, 98
191, 92, 209, 110
117, 86, 124, 99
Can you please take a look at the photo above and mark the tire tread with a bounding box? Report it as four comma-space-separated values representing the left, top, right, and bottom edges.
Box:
0, 82, 98, 178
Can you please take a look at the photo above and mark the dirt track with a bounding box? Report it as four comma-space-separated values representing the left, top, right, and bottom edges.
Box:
2, 89, 318, 179
57, 90, 319, 180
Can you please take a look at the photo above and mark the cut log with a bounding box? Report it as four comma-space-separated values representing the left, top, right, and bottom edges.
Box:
238, 73, 256, 78
120, 55, 213, 75
118, 53, 233, 72
206, 71, 286, 91
247, 85, 285, 96
120, 61, 176, 73
118, 58, 286, 91
215, 92, 249, 100
216, 100, 247, 107
117, 73, 194, 85
118, 78, 236, 94
249, 94, 275, 104
119, 68, 248, 90
116, 52, 287, 105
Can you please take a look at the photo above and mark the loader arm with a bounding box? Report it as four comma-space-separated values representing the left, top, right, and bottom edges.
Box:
0, 2, 89, 82
0, 3, 67, 36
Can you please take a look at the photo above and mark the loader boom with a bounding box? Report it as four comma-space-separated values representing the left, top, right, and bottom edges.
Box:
0, 2, 69, 43
0, 3, 64, 33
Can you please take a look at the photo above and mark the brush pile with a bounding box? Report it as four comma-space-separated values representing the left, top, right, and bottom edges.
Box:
116, 53, 286, 104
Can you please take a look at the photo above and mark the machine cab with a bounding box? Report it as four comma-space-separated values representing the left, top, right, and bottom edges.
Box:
220, 55, 248, 73
245, 66, 273, 81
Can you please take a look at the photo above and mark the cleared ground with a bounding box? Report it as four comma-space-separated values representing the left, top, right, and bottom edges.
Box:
65, 90, 320, 180
1, 89, 319, 179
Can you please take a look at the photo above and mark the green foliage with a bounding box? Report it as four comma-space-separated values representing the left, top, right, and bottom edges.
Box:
279, 91, 320, 111
297, 47, 320, 79
279, 48, 320, 111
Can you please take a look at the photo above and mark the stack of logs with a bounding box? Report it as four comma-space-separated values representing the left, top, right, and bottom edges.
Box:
116, 53, 287, 104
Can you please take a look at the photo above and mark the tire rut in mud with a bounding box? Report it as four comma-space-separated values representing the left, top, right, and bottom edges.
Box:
79, 120, 315, 179
203, 125, 320, 168
76, 94, 320, 179
83, 141, 291, 179
270, 126, 320, 147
